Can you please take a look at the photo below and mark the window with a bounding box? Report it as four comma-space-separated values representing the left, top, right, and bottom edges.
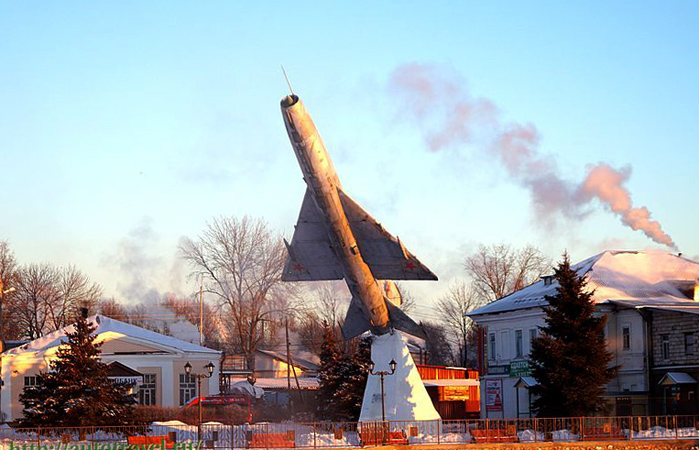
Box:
622, 326, 631, 351
515, 330, 523, 358
529, 328, 538, 355
488, 333, 496, 361
24, 376, 39, 387
685, 333, 695, 356
500, 330, 509, 359
662, 334, 670, 360
529, 328, 538, 342
139, 374, 156, 406
179, 373, 196, 406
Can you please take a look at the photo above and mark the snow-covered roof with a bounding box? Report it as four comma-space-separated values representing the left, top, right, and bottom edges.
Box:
514, 376, 538, 388
2, 314, 220, 357
256, 349, 318, 370
468, 250, 699, 317
252, 377, 319, 389
659, 372, 697, 385
422, 379, 479, 387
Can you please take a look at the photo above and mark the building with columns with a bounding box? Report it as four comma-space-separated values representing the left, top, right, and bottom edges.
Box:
1, 314, 221, 422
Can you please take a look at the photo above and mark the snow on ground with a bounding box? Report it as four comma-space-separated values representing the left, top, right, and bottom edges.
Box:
407, 432, 472, 444
518, 429, 545, 442
1, 422, 699, 449
631, 426, 699, 440
551, 429, 580, 441
296, 431, 357, 447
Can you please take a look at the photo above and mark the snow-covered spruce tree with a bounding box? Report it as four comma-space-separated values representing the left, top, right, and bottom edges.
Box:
529, 253, 619, 417
334, 336, 371, 421
18, 313, 136, 427
316, 322, 345, 420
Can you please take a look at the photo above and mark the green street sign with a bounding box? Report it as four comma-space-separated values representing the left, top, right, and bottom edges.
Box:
510, 360, 531, 377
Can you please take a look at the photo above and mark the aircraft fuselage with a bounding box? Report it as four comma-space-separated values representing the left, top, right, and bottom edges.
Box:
280, 94, 391, 335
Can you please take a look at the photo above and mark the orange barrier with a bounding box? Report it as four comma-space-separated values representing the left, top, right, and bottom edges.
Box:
359, 430, 408, 446
127, 435, 175, 449
471, 429, 519, 443
250, 432, 296, 448
583, 426, 624, 440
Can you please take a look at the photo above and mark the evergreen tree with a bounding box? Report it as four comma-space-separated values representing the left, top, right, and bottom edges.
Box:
334, 336, 371, 421
316, 324, 372, 421
529, 254, 619, 417
316, 322, 345, 420
19, 313, 136, 427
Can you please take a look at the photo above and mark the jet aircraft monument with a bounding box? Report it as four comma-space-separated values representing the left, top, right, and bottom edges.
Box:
280, 92, 441, 422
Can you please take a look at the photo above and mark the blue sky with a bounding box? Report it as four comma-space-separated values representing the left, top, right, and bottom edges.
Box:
1, 2, 697, 307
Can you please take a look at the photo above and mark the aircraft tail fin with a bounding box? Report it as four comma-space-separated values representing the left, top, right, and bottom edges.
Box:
341, 296, 372, 340
341, 294, 427, 341
385, 300, 427, 340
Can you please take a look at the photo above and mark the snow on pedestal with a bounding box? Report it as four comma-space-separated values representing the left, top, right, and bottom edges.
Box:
359, 332, 441, 422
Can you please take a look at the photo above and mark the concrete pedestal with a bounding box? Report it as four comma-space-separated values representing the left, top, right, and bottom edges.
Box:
359, 332, 441, 422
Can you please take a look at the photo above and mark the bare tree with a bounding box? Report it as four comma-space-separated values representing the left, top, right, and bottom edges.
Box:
296, 310, 325, 355
393, 282, 416, 314
97, 298, 129, 320
179, 216, 288, 368
313, 282, 349, 327
0, 241, 19, 345
421, 321, 455, 366
10, 263, 60, 339
436, 280, 483, 367
8, 264, 102, 340
464, 244, 550, 303
161, 293, 221, 347
49, 265, 102, 331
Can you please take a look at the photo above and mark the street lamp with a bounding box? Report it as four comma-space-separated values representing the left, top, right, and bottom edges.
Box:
184, 361, 215, 443
369, 358, 397, 444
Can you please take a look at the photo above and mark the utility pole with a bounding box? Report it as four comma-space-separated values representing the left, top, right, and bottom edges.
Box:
285, 318, 304, 407
199, 278, 204, 346
285, 318, 292, 409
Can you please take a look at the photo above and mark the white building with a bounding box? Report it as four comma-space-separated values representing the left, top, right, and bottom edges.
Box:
1, 315, 221, 422
468, 250, 699, 418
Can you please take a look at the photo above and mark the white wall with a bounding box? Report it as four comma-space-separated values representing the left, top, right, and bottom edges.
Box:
475, 306, 649, 418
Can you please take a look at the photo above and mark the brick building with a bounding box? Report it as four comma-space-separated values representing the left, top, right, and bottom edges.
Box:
648, 310, 699, 414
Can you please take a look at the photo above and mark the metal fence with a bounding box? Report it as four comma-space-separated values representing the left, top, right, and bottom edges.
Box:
1, 416, 699, 449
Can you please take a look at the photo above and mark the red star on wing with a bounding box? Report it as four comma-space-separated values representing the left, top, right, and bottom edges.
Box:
293, 262, 304, 272
405, 261, 415, 271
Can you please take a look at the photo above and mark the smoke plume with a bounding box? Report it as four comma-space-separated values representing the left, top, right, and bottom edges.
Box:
389, 63, 677, 250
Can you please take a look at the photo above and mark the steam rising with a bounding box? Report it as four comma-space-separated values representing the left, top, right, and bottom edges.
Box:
390, 63, 677, 250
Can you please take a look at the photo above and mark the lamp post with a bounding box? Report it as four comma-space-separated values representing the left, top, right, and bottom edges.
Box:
184, 361, 215, 443
369, 358, 397, 444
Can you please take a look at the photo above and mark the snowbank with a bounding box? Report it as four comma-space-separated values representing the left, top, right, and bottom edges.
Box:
631, 426, 699, 440
518, 429, 545, 442
551, 429, 579, 441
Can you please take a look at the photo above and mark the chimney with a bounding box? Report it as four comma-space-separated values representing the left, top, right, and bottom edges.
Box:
694, 279, 699, 302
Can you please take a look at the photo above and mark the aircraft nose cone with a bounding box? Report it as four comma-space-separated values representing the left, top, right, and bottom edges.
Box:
281, 94, 299, 108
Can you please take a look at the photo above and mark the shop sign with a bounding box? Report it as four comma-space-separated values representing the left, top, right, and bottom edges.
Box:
441, 386, 470, 401
509, 360, 531, 377
488, 364, 510, 375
